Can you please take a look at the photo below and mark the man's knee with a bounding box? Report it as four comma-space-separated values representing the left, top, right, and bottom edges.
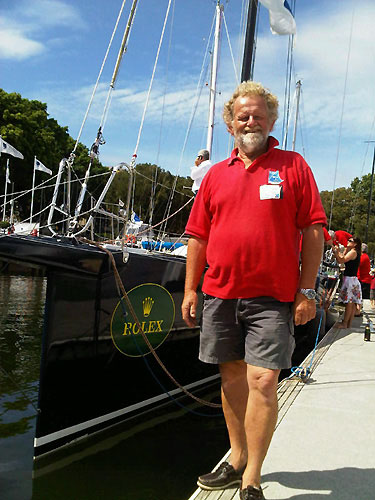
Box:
219, 360, 247, 388
247, 365, 279, 396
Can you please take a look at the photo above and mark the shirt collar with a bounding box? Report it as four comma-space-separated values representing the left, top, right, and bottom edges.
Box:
227, 136, 279, 166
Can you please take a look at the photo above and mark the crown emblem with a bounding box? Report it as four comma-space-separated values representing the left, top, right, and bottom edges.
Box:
143, 297, 155, 317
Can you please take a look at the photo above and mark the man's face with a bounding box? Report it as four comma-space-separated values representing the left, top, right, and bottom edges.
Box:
195, 155, 204, 166
229, 95, 275, 156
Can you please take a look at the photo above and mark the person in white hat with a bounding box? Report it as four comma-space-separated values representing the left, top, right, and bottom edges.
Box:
190, 149, 212, 194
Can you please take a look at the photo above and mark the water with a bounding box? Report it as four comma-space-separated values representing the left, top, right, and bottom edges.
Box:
0, 273, 228, 500
0, 274, 45, 499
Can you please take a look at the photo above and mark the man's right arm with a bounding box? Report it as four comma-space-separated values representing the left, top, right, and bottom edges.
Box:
181, 236, 208, 327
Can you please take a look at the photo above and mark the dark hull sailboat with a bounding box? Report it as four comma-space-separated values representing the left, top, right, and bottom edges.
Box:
0, 233, 219, 456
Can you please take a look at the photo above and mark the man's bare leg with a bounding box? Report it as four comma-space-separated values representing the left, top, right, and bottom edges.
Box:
219, 360, 249, 471
241, 365, 280, 489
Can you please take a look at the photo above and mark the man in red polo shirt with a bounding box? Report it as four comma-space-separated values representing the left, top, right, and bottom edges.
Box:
181, 81, 326, 500
357, 243, 372, 300
323, 227, 352, 247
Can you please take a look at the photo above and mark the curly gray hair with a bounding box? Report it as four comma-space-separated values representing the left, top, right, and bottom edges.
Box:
223, 81, 279, 127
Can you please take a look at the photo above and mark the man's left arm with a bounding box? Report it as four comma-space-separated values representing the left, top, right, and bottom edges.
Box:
294, 224, 324, 325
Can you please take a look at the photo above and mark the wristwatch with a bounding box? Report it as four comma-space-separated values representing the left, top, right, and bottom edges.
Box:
297, 288, 317, 300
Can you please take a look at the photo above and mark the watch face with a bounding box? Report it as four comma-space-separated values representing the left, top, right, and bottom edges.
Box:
304, 289, 316, 299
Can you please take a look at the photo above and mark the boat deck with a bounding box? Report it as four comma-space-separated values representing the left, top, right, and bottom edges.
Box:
188, 302, 375, 500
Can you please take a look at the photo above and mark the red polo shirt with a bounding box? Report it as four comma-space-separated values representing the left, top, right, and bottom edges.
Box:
334, 230, 352, 246
357, 253, 372, 284
185, 137, 327, 301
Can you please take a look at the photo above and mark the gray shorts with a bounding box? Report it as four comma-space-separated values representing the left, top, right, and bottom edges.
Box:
200, 295, 295, 370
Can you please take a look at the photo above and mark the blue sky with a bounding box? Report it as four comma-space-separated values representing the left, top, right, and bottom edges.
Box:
1, 0, 375, 192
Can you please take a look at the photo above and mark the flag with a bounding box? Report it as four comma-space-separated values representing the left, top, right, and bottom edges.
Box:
5, 161, 11, 184
131, 211, 141, 223
34, 157, 52, 175
259, 0, 296, 35
0, 136, 24, 159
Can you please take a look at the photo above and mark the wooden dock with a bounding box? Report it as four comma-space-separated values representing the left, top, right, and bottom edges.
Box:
188, 302, 375, 500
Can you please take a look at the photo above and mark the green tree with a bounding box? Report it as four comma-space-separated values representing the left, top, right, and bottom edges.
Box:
0, 89, 104, 220
320, 174, 375, 255
320, 187, 354, 232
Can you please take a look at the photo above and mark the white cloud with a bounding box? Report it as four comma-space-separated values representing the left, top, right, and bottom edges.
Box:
0, 0, 86, 61
18, 0, 85, 29
0, 24, 44, 59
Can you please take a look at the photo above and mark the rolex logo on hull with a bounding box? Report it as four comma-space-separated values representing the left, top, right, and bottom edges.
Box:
142, 296, 154, 317
111, 283, 175, 357
122, 320, 164, 336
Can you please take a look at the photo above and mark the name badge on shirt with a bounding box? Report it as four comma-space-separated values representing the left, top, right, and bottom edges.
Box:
259, 184, 283, 200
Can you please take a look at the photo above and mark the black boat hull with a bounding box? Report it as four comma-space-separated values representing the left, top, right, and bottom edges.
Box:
0, 235, 219, 456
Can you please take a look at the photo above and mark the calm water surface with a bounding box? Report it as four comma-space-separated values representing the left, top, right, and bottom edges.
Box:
0, 273, 228, 500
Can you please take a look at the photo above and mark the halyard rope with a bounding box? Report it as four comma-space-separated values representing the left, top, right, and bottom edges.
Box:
72, 0, 128, 152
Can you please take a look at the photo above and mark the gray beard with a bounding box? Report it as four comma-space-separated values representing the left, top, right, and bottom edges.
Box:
235, 131, 268, 154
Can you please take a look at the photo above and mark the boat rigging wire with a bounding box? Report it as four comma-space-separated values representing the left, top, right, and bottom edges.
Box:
283, 275, 335, 384
69, 0, 139, 232
222, 11, 239, 84
297, 85, 308, 158
135, 197, 193, 238
0, 165, 194, 237
149, 0, 176, 229
328, 7, 355, 230
281, 84, 297, 150
127, 0, 172, 237
289, 309, 324, 381
101, 0, 139, 134
72, 0, 128, 153
130, 0, 173, 167
281, 0, 296, 150
158, 8, 217, 239
348, 117, 375, 232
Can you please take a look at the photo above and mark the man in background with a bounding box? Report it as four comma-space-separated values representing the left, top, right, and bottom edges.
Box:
190, 149, 212, 194
323, 228, 352, 247
356, 243, 372, 315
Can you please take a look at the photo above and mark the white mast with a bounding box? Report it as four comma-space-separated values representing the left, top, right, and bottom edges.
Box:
2, 159, 9, 222
291, 80, 302, 152
30, 156, 36, 223
206, 1, 223, 155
